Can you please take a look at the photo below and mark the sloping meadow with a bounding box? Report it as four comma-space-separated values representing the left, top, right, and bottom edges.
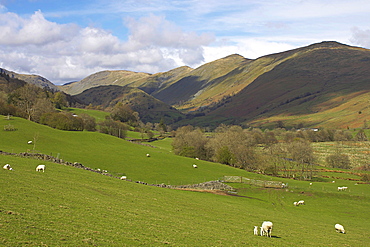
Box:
1, 116, 369, 246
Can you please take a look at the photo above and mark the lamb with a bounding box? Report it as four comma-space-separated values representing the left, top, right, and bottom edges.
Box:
335, 223, 346, 234
36, 164, 45, 172
253, 226, 258, 235
3, 164, 13, 170
192, 164, 198, 168
146, 153, 150, 157
260, 221, 273, 237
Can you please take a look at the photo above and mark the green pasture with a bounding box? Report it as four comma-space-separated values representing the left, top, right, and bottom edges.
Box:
0, 116, 250, 185
66, 108, 109, 122
1, 115, 369, 246
1, 155, 369, 246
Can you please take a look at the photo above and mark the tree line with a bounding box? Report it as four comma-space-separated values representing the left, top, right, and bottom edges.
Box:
171, 124, 368, 180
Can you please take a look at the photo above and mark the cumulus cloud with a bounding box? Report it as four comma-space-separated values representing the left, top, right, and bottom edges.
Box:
0, 11, 214, 84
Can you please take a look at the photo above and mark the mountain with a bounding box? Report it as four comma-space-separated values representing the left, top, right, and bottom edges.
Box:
0, 68, 59, 91
59, 70, 151, 95
75, 85, 185, 124
10, 41, 369, 129
201, 41, 370, 128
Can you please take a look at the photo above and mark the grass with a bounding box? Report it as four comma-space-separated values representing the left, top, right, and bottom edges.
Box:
1, 115, 370, 246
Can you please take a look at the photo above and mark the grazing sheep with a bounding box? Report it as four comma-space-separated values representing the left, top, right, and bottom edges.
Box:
27, 140, 33, 144
253, 226, 258, 235
335, 224, 346, 234
36, 164, 45, 172
192, 164, 198, 168
293, 201, 299, 206
120, 176, 127, 180
260, 221, 273, 237
298, 200, 305, 205
3, 164, 13, 170
338, 186, 348, 191
146, 153, 150, 157
195, 157, 199, 160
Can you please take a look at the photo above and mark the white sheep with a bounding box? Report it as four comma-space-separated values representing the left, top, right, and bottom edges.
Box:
297, 200, 305, 205
338, 186, 348, 191
293, 201, 299, 206
195, 157, 199, 160
36, 164, 45, 172
3, 164, 13, 170
192, 164, 198, 168
120, 176, 127, 180
27, 140, 33, 144
335, 223, 346, 234
260, 221, 273, 237
146, 153, 150, 157
253, 226, 258, 235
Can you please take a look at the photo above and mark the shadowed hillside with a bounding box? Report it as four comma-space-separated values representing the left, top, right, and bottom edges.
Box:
75, 85, 185, 123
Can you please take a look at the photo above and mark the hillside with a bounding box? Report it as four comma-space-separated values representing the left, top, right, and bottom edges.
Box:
75, 85, 186, 123
203, 42, 370, 128
0, 68, 59, 92
59, 70, 151, 95
3, 41, 369, 129
1, 115, 370, 246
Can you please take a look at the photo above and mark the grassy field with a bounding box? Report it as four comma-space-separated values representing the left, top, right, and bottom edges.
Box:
1, 115, 369, 246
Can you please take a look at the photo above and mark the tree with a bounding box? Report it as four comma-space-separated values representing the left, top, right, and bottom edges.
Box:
53, 92, 68, 109
110, 102, 138, 126
11, 84, 40, 120
98, 119, 127, 138
289, 139, 315, 180
326, 147, 351, 169
355, 129, 368, 141
172, 126, 209, 159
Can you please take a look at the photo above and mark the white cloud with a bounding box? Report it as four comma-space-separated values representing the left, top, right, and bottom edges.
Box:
0, 11, 214, 84
350, 27, 370, 48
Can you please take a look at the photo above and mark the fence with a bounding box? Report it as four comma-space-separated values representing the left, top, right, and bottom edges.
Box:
223, 176, 286, 188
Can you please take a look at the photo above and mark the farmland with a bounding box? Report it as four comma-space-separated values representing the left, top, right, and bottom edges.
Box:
1, 115, 369, 246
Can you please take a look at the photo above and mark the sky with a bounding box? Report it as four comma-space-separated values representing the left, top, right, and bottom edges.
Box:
0, 0, 370, 84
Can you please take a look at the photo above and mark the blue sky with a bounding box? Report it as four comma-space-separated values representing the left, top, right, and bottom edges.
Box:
1, 0, 370, 84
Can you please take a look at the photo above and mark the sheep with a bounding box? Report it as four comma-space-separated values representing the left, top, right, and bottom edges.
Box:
253, 226, 258, 235
335, 224, 346, 234
195, 157, 199, 160
260, 221, 273, 237
146, 153, 150, 157
3, 164, 13, 170
293, 201, 299, 206
338, 186, 348, 191
192, 164, 198, 168
297, 200, 305, 205
36, 164, 45, 172
120, 176, 127, 180
27, 140, 33, 144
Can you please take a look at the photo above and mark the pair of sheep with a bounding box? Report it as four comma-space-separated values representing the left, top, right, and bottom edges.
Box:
3, 164, 13, 171
4, 164, 45, 172
254, 221, 273, 237
293, 200, 305, 206
253, 222, 345, 237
